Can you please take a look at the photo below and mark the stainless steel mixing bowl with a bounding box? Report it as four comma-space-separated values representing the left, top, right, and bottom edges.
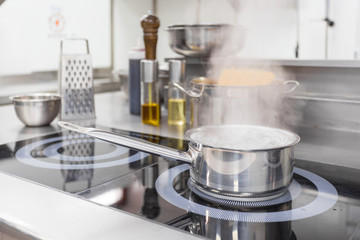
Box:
165, 24, 245, 57
11, 93, 61, 127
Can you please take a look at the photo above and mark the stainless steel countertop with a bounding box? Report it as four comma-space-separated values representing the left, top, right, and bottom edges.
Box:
1, 90, 360, 239
0, 91, 201, 240
0, 91, 185, 145
3, 91, 360, 168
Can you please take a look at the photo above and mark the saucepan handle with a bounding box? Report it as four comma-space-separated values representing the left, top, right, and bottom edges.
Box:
282, 80, 299, 94
173, 82, 203, 98
57, 121, 193, 164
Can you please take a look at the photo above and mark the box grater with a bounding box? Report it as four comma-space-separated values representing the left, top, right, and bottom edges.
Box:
58, 38, 96, 120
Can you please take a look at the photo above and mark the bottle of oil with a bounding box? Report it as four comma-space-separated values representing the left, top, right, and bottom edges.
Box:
168, 60, 186, 126
141, 60, 160, 126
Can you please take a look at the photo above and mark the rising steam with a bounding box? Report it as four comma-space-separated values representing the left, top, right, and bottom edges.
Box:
195, 0, 303, 129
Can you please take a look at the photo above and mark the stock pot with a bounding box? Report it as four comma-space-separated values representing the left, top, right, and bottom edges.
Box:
59, 122, 300, 202
174, 77, 299, 127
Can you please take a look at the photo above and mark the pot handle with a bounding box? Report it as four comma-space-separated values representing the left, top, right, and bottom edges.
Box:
58, 121, 193, 164
282, 80, 299, 94
173, 82, 203, 98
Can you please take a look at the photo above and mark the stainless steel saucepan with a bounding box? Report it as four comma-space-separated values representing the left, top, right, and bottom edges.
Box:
58, 121, 300, 202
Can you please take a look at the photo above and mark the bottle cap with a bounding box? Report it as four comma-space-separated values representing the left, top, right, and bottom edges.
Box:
169, 60, 185, 83
141, 60, 158, 83
128, 37, 145, 60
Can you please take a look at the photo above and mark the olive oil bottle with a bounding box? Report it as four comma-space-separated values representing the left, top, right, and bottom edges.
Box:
168, 98, 186, 125
142, 102, 160, 126
140, 60, 160, 126
168, 60, 186, 126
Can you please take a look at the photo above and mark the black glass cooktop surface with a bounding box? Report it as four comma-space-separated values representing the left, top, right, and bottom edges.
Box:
0, 126, 359, 240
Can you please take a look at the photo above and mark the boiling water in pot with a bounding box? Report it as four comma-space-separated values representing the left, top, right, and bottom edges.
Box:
188, 125, 298, 150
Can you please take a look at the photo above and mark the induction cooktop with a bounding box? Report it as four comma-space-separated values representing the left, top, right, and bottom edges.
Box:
0, 126, 359, 240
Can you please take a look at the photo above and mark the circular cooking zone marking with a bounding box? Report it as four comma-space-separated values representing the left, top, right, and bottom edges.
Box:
15, 135, 148, 169
43, 140, 128, 161
155, 164, 338, 222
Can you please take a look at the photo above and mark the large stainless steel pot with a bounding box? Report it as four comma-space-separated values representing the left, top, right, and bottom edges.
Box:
58, 122, 300, 201
174, 78, 299, 127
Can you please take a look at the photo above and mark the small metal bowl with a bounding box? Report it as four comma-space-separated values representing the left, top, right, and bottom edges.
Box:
11, 93, 61, 127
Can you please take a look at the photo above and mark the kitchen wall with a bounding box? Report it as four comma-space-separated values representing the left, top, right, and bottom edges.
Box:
0, 0, 111, 76
299, 0, 359, 59
1, 0, 360, 76
112, 0, 152, 72
112, 0, 360, 71
232, 0, 298, 59
328, 0, 358, 59
112, 0, 192, 71
114, 0, 296, 70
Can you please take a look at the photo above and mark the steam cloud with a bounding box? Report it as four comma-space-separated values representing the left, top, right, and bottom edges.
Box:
193, 0, 303, 129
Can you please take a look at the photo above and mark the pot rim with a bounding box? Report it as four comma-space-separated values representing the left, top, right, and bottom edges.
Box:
185, 125, 301, 152
191, 77, 284, 88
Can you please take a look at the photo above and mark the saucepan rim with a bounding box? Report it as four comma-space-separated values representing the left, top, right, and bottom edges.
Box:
185, 124, 301, 152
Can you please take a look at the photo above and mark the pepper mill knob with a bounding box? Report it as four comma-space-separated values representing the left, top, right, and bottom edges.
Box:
141, 11, 160, 60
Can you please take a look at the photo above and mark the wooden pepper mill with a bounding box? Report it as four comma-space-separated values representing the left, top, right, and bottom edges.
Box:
140, 11, 160, 60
